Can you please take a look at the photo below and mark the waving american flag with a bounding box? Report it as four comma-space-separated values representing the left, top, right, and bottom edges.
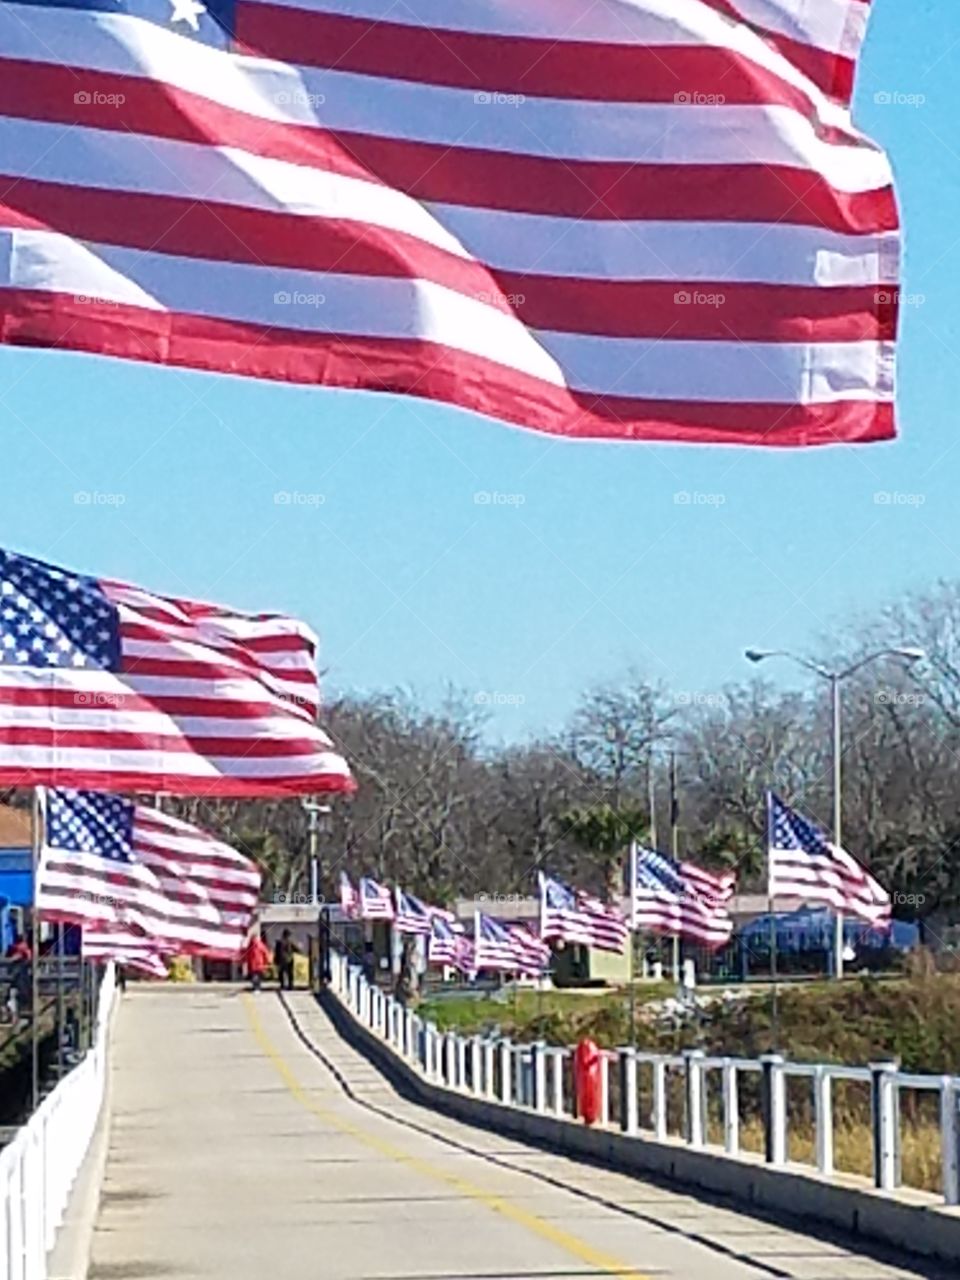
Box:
474, 912, 550, 975
38, 788, 262, 957
632, 845, 734, 948
358, 876, 394, 921
768, 793, 891, 927
0, 549, 353, 796
539, 874, 628, 954
0, 0, 895, 446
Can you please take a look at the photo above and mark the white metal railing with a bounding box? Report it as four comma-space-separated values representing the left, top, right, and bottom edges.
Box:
330, 952, 960, 1205
0, 964, 116, 1280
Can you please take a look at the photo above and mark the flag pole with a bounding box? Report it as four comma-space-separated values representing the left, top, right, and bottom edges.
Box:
831, 672, 845, 982
766, 790, 780, 1046
670, 751, 681, 982
628, 839, 638, 1047
31, 787, 42, 1111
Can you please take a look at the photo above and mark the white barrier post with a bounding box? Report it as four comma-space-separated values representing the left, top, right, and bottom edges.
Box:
722, 1059, 739, 1155
652, 1059, 667, 1139
470, 1036, 482, 1094
483, 1039, 496, 1099
599, 1053, 610, 1127
684, 1050, 705, 1147
941, 1077, 960, 1205
532, 1043, 547, 1113
871, 1062, 900, 1192
619, 1047, 638, 1135
551, 1050, 565, 1117
814, 1065, 833, 1176
499, 1040, 513, 1105
455, 1035, 467, 1089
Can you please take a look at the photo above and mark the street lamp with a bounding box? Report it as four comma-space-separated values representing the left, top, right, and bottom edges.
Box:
744, 645, 925, 978
301, 800, 332, 907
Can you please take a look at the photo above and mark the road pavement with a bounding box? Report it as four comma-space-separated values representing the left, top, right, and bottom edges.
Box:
87, 985, 951, 1280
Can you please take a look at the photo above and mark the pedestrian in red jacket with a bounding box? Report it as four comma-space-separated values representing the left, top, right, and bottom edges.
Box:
244, 932, 271, 991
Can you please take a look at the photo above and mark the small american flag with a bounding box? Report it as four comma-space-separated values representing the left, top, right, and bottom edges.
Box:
394, 888, 437, 936
539, 874, 628, 954
0, 0, 896, 447
475, 912, 550, 975
0, 549, 354, 796
339, 871, 359, 919
632, 846, 734, 948
428, 915, 474, 974
768, 793, 891, 927
358, 876, 394, 921
82, 923, 169, 979
38, 788, 262, 957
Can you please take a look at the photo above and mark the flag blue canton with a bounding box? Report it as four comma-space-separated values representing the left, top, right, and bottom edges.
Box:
545, 878, 575, 910
45, 788, 135, 861
771, 795, 830, 854
0, 551, 121, 670
636, 848, 685, 896
4, 0, 237, 46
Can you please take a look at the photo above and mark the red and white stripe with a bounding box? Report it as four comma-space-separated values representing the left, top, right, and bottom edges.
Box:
39, 803, 262, 957
0, 0, 896, 446
0, 564, 355, 797
539, 875, 629, 953
770, 841, 891, 926
82, 924, 170, 978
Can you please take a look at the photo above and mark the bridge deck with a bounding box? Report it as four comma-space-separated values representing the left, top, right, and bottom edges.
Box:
88, 986, 943, 1280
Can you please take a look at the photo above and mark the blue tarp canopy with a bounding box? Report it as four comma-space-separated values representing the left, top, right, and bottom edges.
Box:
740, 906, 917, 952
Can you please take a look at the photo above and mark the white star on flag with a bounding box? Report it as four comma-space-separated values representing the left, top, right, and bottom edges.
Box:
168, 0, 207, 31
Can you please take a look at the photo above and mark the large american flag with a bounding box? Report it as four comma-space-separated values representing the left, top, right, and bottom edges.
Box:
474, 912, 551, 974
632, 846, 735, 947
38, 787, 262, 957
0, 548, 354, 796
0, 0, 895, 447
539, 873, 629, 954
768, 793, 891, 927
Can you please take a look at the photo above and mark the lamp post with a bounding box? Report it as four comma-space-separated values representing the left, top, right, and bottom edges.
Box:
744, 646, 924, 979
301, 800, 332, 986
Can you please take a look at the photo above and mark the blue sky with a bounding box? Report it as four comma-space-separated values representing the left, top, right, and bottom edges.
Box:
2, 0, 957, 742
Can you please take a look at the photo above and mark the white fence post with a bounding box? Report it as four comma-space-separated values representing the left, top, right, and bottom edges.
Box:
470, 1036, 482, 1094
514, 1046, 526, 1106
599, 1053, 610, 1127
619, 1047, 638, 1135
722, 1059, 739, 1156
871, 1061, 900, 1191
499, 1040, 513, 1105
652, 1059, 667, 1139
941, 1077, 960, 1205
814, 1065, 834, 1176
551, 1050, 565, 1116
761, 1054, 787, 1166
684, 1050, 705, 1147
532, 1042, 547, 1113
456, 1035, 467, 1089
483, 1039, 496, 1099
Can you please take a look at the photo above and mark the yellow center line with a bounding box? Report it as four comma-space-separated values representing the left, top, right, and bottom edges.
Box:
243, 995, 652, 1280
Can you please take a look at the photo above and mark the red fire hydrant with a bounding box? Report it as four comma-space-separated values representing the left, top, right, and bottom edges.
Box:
573, 1038, 602, 1125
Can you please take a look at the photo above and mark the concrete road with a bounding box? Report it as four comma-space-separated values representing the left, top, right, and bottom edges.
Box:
89, 986, 948, 1280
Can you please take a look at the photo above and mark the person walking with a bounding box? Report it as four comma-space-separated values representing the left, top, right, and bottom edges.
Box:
274, 929, 299, 991
244, 931, 272, 992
